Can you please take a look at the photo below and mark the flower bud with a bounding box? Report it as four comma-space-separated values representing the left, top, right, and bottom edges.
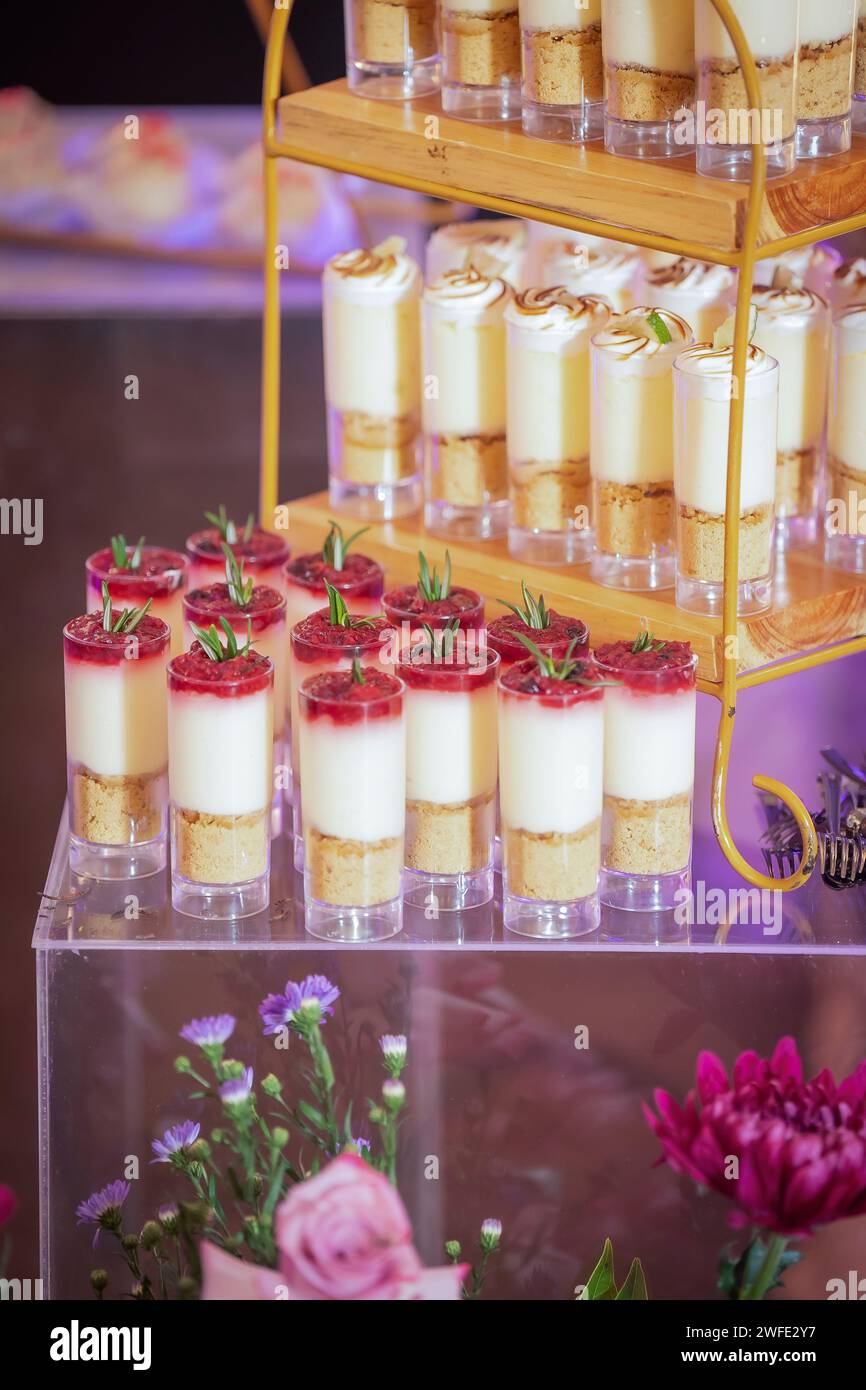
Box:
382, 1078, 406, 1112
444, 1240, 462, 1261
140, 1220, 162, 1251
177, 1275, 198, 1300
90, 1269, 109, 1293
174, 1055, 192, 1073
480, 1218, 502, 1252
190, 1139, 211, 1161
121, 1233, 140, 1252
272, 1127, 290, 1148
261, 1073, 282, 1097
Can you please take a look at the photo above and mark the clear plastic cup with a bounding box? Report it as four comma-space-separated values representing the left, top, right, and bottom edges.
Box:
520, 0, 604, 143
795, 0, 858, 160
602, 0, 696, 159
344, 0, 440, 100
441, 1, 522, 122
825, 305, 866, 573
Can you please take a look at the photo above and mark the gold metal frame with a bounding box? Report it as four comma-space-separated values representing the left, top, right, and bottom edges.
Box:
259, 0, 866, 892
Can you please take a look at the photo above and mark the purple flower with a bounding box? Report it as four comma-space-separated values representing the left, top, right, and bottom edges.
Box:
179, 1014, 236, 1048
219, 1066, 254, 1107
259, 975, 340, 1035
151, 1120, 200, 1164
76, 1180, 131, 1245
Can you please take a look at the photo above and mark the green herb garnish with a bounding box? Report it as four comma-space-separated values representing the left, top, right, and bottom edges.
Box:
646, 310, 672, 346
415, 617, 461, 664
204, 505, 255, 545
100, 580, 153, 635
351, 655, 366, 686
499, 581, 550, 630
190, 617, 253, 663
109, 534, 145, 571
324, 579, 377, 630
322, 519, 369, 572
222, 543, 255, 609
631, 628, 668, 655
417, 549, 451, 603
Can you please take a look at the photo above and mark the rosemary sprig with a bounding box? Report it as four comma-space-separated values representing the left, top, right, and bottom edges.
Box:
499, 581, 550, 630
204, 506, 256, 545
513, 631, 615, 687
100, 581, 153, 635
415, 617, 460, 663
109, 534, 145, 571
322, 520, 369, 572
631, 629, 668, 655
417, 549, 451, 602
222, 543, 255, 609
324, 579, 377, 630
351, 655, 365, 685
190, 617, 253, 663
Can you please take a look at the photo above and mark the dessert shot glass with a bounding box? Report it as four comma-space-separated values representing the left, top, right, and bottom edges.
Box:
590, 307, 693, 591
300, 666, 406, 942
752, 286, 831, 550
383, 553, 485, 652
674, 341, 779, 616
645, 259, 737, 345
796, 0, 858, 160
423, 266, 512, 540
507, 287, 612, 566
344, 0, 440, 100
602, 0, 695, 159
399, 638, 499, 912
498, 653, 605, 938
186, 510, 290, 597
425, 218, 529, 289
65, 603, 170, 880
86, 538, 187, 656
826, 305, 866, 573
440, 0, 522, 122
322, 241, 422, 520
855, 0, 866, 124
754, 244, 843, 299
595, 638, 697, 912
290, 602, 394, 871
537, 241, 643, 313
168, 642, 274, 919
694, 0, 799, 181
519, 0, 604, 143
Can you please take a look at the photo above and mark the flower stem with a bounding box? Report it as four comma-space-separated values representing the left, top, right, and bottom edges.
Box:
741, 1234, 788, 1301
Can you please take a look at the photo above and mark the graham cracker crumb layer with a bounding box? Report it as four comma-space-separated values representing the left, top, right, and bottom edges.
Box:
71, 766, 165, 846
605, 63, 695, 123
699, 58, 796, 141
173, 806, 269, 885
510, 456, 590, 533
603, 791, 692, 876
776, 447, 819, 519
856, 19, 866, 95
442, 8, 520, 87
406, 792, 494, 874
677, 501, 773, 583
504, 818, 600, 902
798, 35, 855, 120
523, 24, 603, 106
306, 827, 402, 907
828, 455, 866, 512
593, 479, 673, 559
353, 0, 438, 66
431, 433, 507, 507
339, 409, 419, 484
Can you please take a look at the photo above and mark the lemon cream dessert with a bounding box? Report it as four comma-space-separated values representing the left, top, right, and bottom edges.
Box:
590, 307, 693, 590
345, 0, 440, 100
645, 259, 736, 345
538, 241, 642, 313
826, 305, 866, 572
752, 287, 831, 547
322, 240, 422, 519
506, 288, 611, 565
796, 0, 858, 159
441, 0, 522, 122
425, 218, 529, 289
602, 0, 695, 158
674, 339, 779, 615
695, 0, 799, 180
519, 0, 604, 143
423, 267, 512, 538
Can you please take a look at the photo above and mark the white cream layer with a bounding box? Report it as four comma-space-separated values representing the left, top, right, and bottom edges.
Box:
444, 0, 518, 14
290, 647, 390, 774
830, 307, 866, 469
405, 685, 498, 804
674, 347, 779, 515
603, 687, 696, 802
65, 657, 168, 778
299, 714, 406, 842
87, 588, 184, 657
695, 0, 799, 62
751, 290, 830, 453
184, 617, 287, 737
507, 337, 591, 462
168, 688, 273, 816
423, 274, 510, 436
602, 0, 695, 74
520, 0, 600, 30
799, 0, 857, 47
498, 694, 604, 835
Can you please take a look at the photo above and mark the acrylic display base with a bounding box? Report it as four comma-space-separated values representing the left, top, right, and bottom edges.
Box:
503, 889, 600, 940
508, 523, 592, 567
441, 79, 522, 123
303, 885, 403, 942
776, 513, 818, 551
425, 496, 508, 541
825, 531, 866, 574
523, 98, 603, 144
605, 114, 690, 160
591, 548, 675, 592
676, 570, 772, 617
795, 113, 851, 161
69, 833, 166, 881
329, 474, 422, 521
599, 864, 690, 914
171, 871, 270, 921
403, 865, 494, 913
347, 57, 440, 102
696, 139, 796, 182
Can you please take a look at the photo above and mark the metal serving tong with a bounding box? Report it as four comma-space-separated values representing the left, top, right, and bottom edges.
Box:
759, 748, 866, 889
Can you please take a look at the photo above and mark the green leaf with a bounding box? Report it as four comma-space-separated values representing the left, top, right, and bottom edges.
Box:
110, 534, 128, 569
243, 512, 255, 543
322, 519, 369, 572
615, 1258, 649, 1301
130, 535, 145, 570
351, 655, 365, 685
222, 543, 253, 609
325, 578, 350, 627
647, 309, 672, 345
204, 505, 231, 541
101, 581, 113, 632
579, 1238, 616, 1301
219, 616, 238, 658
631, 626, 668, 655
297, 1099, 328, 1132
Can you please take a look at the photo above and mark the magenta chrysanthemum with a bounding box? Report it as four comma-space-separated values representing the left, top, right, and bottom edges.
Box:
645, 1037, 866, 1236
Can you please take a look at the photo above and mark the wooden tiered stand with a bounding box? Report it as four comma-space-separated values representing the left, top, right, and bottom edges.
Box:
259, 0, 866, 894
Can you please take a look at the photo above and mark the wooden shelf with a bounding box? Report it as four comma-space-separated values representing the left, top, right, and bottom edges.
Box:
286, 492, 866, 690
275, 81, 866, 259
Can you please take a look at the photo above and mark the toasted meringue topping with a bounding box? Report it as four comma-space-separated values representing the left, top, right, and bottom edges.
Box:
834, 257, 866, 286
751, 286, 827, 319
593, 307, 693, 358
648, 257, 735, 293
674, 342, 777, 378
424, 266, 511, 311
326, 245, 421, 295
506, 286, 611, 332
